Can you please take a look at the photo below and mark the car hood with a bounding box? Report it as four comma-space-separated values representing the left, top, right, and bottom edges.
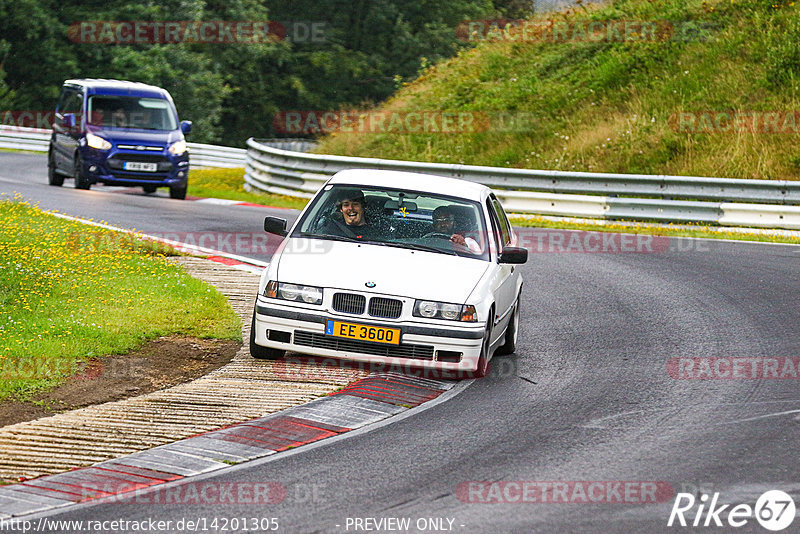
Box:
87, 125, 180, 146
275, 238, 490, 303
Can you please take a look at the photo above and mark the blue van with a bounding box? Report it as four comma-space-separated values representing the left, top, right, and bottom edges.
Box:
49, 79, 192, 199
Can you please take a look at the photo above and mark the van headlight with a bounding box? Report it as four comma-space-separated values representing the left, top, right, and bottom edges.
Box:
265, 281, 323, 305
168, 140, 187, 155
413, 300, 477, 322
86, 133, 111, 150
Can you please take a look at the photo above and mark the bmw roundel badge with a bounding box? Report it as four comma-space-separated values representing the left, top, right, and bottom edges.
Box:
365, 281, 376, 288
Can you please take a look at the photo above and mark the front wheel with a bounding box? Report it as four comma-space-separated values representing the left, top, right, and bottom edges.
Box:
169, 184, 187, 200
249, 310, 284, 360
467, 324, 492, 379
73, 155, 91, 190
497, 297, 520, 356
48, 151, 64, 186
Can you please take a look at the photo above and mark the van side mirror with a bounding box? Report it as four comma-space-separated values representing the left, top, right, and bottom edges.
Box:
264, 216, 288, 237
62, 113, 75, 129
180, 120, 192, 135
499, 246, 528, 264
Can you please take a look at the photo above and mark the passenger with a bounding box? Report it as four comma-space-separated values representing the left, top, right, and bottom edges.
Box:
430, 205, 482, 254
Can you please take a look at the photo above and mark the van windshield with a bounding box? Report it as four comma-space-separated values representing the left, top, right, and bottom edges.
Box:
87, 96, 177, 131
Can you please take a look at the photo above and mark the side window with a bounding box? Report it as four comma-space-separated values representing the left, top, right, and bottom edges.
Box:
489, 195, 511, 246
55, 89, 71, 114
485, 198, 503, 257
65, 92, 83, 114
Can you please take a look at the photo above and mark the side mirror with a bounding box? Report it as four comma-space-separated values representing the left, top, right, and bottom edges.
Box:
62, 113, 75, 129
499, 246, 528, 264
180, 120, 192, 135
264, 216, 288, 237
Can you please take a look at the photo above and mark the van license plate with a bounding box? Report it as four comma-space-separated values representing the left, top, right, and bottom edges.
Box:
325, 320, 400, 345
123, 162, 158, 172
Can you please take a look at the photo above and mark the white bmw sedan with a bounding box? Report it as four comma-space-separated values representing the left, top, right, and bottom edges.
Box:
250, 169, 527, 378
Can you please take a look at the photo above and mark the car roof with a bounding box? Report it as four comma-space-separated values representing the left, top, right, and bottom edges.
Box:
327, 169, 489, 202
64, 79, 170, 99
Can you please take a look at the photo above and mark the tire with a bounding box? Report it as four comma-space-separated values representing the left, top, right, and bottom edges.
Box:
249, 310, 284, 360
73, 155, 91, 190
497, 296, 520, 356
143, 185, 157, 194
169, 184, 187, 200
48, 151, 64, 186
467, 323, 492, 379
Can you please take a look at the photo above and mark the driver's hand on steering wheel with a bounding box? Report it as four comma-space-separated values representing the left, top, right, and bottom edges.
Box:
450, 234, 467, 246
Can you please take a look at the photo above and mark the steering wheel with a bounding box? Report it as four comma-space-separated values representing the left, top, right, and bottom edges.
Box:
423, 232, 452, 240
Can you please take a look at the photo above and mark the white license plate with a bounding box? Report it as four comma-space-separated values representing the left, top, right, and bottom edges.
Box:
123, 161, 158, 172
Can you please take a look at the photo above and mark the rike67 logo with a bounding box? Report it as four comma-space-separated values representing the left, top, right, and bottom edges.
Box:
668, 490, 795, 531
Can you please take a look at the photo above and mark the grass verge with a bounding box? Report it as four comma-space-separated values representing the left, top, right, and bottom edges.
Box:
188, 167, 309, 210
0, 195, 242, 402
316, 0, 800, 181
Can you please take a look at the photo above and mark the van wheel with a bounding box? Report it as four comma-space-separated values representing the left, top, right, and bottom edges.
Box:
73, 155, 91, 190
48, 151, 64, 186
169, 184, 186, 200
249, 310, 284, 360
143, 185, 157, 194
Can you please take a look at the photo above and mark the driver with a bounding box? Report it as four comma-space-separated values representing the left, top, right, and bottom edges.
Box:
110, 107, 127, 128
431, 205, 482, 254
322, 188, 382, 241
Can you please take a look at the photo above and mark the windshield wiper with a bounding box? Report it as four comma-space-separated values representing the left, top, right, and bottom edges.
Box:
299, 232, 358, 243
387, 242, 457, 256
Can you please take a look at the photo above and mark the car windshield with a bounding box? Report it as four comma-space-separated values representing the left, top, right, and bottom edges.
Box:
294, 183, 490, 260
87, 95, 178, 131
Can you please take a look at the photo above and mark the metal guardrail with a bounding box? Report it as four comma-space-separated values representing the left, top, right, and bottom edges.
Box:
244, 137, 800, 230
185, 142, 245, 168
0, 126, 247, 168
0, 127, 51, 152
3, 125, 799, 229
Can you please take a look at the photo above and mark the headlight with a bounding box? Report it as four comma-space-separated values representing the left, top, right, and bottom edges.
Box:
168, 140, 187, 155
413, 300, 477, 322
265, 281, 323, 305
86, 133, 111, 150
279, 283, 301, 301
416, 300, 438, 318
300, 286, 323, 304
440, 303, 461, 320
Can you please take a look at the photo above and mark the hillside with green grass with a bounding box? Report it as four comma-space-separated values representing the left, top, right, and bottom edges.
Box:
317, 0, 800, 180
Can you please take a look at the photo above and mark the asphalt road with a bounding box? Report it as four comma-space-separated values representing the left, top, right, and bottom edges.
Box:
3, 152, 800, 533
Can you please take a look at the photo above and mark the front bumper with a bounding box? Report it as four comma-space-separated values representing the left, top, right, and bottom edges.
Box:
253, 298, 485, 373
79, 147, 189, 187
